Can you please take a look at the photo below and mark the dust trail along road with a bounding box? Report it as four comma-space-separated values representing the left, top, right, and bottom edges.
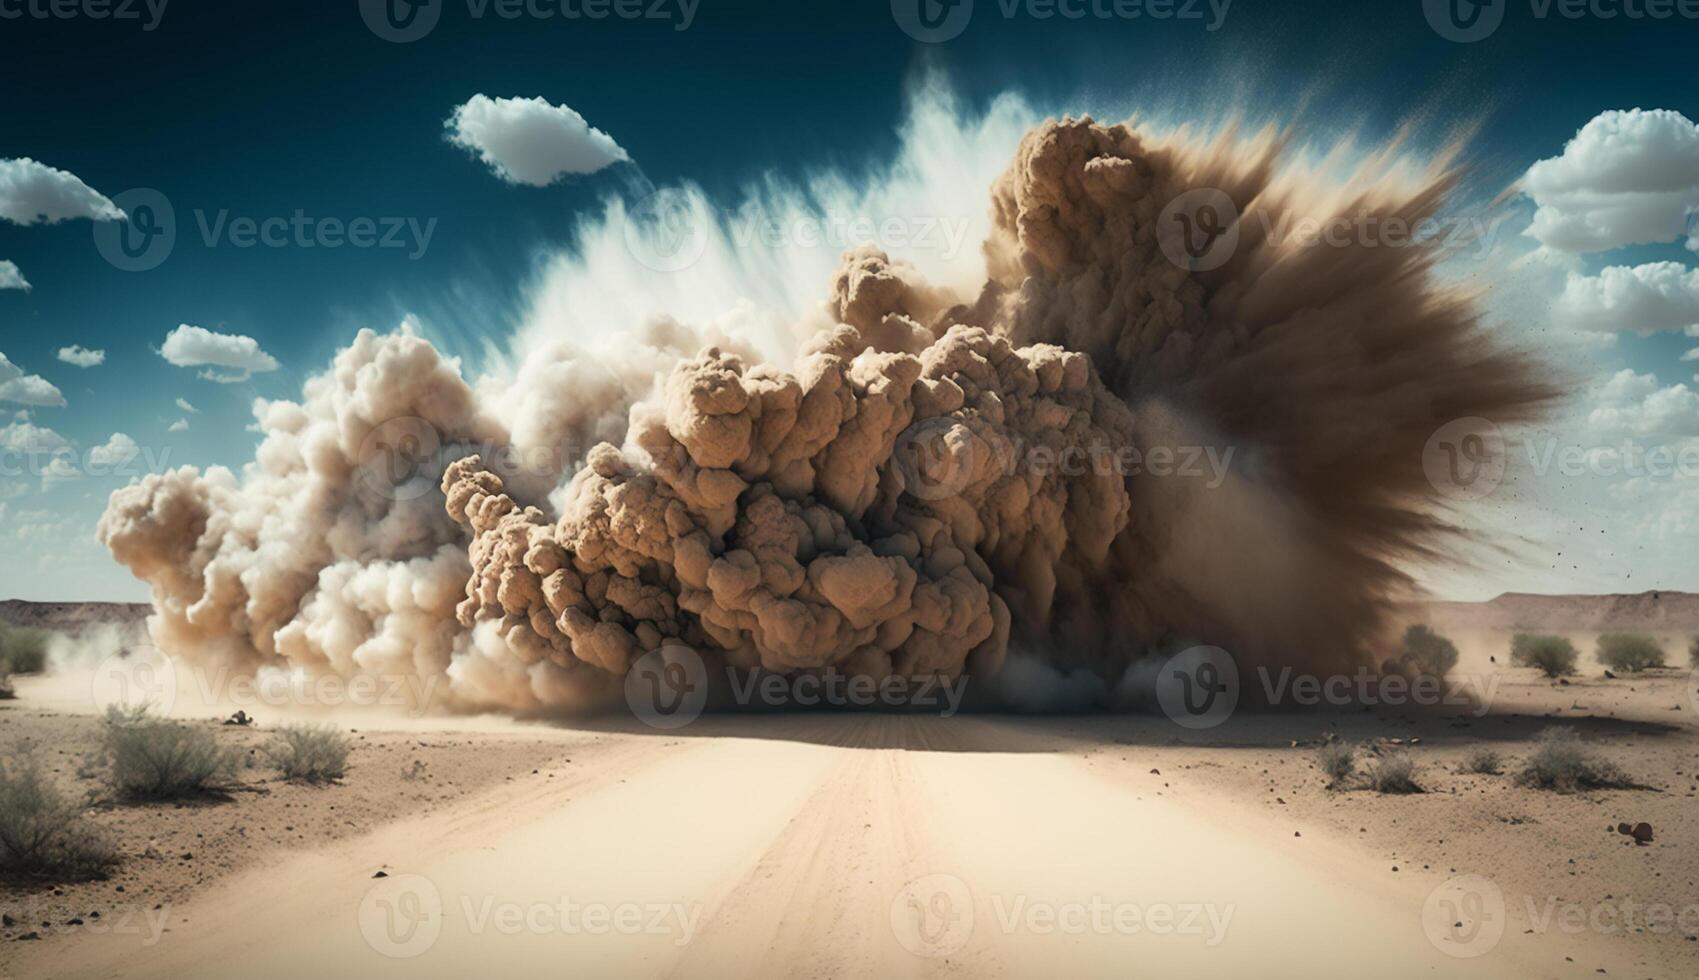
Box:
20, 716, 1541, 979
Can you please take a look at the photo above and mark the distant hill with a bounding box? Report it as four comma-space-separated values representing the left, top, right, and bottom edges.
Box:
0, 599, 152, 633
1421, 591, 1699, 631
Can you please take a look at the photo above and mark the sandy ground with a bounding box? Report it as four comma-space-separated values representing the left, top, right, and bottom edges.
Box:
2, 633, 1696, 979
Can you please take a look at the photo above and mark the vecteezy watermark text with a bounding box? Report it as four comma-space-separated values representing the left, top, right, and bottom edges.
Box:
726, 210, 975, 261
0, 903, 172, 946
359, 875, 702, 959
890, 873, 1235, 958
1258, 666, 1500, 717
891, 0, 1232, 43
623, 644, 969, 729
1424, 0, 1699, 43
619, 191, 977, 272
1157, 189, 1507, 272
90, 647, 443, 717
1424, 416, 1699, 502
1153, 646, 1504, 730
360, 0, 699, 42
1424, 874, 1699, 958
94, 188, 437, 272
0, 0, 168, 29
194, 210, 437, 260
895, 417, 1238, 503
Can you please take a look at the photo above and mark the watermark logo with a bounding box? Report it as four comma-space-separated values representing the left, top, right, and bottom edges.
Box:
1423, 417, 1507, 501
893, 0, 1229, 39
1154, 645, 1239, 729
625, 643, 709, 730
1427, 0, 1698, 41
356, 417, 444, 503
1158, 188, 1240, 273
891, 0, 974, 42
893, 417, 981, 502
1423, 0, 1506, 41
90, 645, 178, 714
94, 189, 435, 269
93, 188, 176, 272
1423, 874, 1507, 958
890, 873, 975, 957
360, 0, 696, 38
360, 0, 443, 42
623, 189, 709, 273
359, 874, 445, 958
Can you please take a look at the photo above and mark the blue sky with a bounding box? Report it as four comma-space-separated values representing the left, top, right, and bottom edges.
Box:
1, 0, 1697, 601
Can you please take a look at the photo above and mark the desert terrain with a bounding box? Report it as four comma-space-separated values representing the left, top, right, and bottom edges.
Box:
2, 594, 1697, 979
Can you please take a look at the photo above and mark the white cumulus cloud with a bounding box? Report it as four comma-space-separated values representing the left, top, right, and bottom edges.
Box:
57, 345, 107, 368
158, 324, 280, 383
0, 157, 125, 226
1555, 262, 1699, 336
0, 260, 29, 291
175, 397, 198, 414
445, 95, 630, 187
87, 432, 140, 469
0, 420, 69, 455
0, 351, 66, 407
1522, 109, 1699, 255
1585, 369, 1699, 439
168, 418, 189, 432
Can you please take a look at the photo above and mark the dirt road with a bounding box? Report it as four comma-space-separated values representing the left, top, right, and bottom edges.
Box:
9, 712, 1575, 980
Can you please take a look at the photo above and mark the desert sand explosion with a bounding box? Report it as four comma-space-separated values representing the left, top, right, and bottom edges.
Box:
94, 114, 1553, 715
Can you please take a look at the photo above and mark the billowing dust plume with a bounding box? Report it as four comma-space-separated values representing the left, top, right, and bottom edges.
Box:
98, 117, 1552, 714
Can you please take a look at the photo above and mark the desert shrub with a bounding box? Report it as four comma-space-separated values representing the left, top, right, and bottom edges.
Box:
1461, 746, 1503, 775
1366, 751, 1423, 793
1510, 634, 1578, 678
0, 621, 51, 677
102, 706, 238, 799
1395, 624, 1459, 678
0, 753, 120, 880
1596, 634, 1665, 673
263, 725, 351, 783
1515, 727, 1635, 792
1317, 742, 1356, 788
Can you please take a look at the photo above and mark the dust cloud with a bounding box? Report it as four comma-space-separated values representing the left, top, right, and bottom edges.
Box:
96, 115, 1551, 715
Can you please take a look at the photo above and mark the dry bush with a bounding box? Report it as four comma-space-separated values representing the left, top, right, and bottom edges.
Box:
263, 725, 351, 783
1510, 634, 1578, 678
1317, 742, 1356, 788
1515, 727, 1635, 793
103, 706, 239, 800
1366, 752, 1424, 793
1392, 624, 1459, 678
1462, 746, 1503, 775
0, 620, 50, 676
1596, 634, 1665, 673
0, 752, 120, 880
